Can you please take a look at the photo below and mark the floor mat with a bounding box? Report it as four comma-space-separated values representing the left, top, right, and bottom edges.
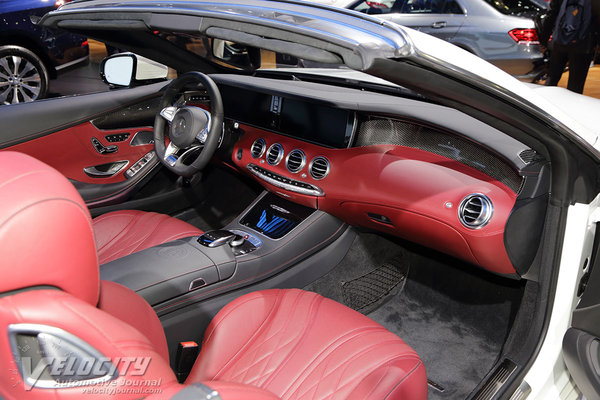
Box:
305, 233, 524, 400
342, 255, 408, 314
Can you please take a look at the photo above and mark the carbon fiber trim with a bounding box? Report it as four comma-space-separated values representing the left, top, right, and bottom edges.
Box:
354, 118, 523, 193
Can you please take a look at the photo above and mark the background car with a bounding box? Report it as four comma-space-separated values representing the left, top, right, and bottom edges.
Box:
0, 0, 89, 104
346, 0, 548, 81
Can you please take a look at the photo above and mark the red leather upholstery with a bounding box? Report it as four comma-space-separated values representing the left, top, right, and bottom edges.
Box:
0, 151, 99, 305
0, 152, 427, 400
93, 210, 203, 265
98, 280, 169, 361
188, 289, 427, 400
154, 382, 281, 399
0, 290, 179, 399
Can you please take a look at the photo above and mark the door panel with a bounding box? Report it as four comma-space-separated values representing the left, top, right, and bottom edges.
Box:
8, 122, 154, 184
0, 82, 167, 207
389, 13, 464, 41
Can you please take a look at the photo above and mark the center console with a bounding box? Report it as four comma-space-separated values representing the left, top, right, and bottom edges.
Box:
99, 191, 350, 316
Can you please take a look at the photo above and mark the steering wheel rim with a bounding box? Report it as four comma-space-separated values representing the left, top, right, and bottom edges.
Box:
154, 71, 224, 178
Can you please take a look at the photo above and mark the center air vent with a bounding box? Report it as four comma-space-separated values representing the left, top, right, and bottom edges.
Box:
309, 156, 330, 180
266, 143, 284, 166
459, 194, 493, 229
250, 138, 266, 159
286, 149, 306, 173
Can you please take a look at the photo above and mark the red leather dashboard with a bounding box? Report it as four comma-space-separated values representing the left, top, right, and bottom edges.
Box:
232, 124, 518, 275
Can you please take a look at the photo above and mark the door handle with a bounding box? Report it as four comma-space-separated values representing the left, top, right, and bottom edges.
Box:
431, 21, 447, 28
84, 161, 129, 178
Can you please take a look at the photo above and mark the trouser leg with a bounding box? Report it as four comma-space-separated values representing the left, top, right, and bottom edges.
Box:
546, 47, 569, 86
566, 50, 594, 94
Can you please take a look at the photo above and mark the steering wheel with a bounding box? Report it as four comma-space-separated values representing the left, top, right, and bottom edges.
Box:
154, 72, 224, 177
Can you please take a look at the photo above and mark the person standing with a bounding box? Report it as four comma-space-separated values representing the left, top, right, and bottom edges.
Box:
540, 0, 598, 94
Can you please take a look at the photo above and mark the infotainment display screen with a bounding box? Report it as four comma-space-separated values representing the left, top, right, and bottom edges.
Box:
220, 84, 354, 148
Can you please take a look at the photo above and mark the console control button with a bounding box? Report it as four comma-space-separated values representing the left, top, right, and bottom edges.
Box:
125, 151, 156, 179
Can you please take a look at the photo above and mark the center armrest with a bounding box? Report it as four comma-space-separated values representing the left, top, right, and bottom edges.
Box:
99, 238, 236, 306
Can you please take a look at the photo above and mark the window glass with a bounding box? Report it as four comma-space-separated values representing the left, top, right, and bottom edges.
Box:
351, 0, 396, 14
482, 0, 545, 16
351, 0, 463, 14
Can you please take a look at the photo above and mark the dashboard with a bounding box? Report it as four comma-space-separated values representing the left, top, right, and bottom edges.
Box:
208, 74, 549, 277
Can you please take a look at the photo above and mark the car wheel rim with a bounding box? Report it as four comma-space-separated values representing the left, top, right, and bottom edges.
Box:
0, 55, 42, 104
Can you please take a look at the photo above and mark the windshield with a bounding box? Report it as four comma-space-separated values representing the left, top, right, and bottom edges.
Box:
157, 31, 419, 97
159, 32, 345, 71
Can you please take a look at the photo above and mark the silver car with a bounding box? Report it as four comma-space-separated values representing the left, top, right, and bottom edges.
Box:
347, 0, 547, 81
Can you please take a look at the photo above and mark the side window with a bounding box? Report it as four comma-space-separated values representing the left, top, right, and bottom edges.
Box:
391, 0, 464, 13
350, 0, 398, 15
443, 0, 463, 13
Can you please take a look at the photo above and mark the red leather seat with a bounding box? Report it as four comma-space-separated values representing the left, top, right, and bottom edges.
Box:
189, 289, 427, 399
93, 210, 203, 264
0, 151, 427, 400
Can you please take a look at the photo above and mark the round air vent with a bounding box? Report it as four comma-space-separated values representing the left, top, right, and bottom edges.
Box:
266, 143, 284, 166
309, 156, 330, 180
250, 138, 266, 159
286, 149, 306, 173
458, 194, 493, 229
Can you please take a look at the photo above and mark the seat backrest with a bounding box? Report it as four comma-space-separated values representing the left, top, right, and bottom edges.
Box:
0, 152, 178, 398
0, 151, 99, 305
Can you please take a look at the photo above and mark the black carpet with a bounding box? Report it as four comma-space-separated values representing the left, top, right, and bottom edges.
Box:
305, 233, 524, 400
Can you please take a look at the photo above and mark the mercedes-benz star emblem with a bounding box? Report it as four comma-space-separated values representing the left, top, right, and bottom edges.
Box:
174, 118, 186, 136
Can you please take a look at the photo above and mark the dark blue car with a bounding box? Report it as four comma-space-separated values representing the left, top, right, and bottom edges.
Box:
0, 0, 89, 104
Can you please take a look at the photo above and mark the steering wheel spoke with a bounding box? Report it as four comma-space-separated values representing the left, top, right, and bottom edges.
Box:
159, 106, 178, 123
164, 142, 180, 166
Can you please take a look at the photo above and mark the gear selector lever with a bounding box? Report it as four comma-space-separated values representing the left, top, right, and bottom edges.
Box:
198, 230, 237, 248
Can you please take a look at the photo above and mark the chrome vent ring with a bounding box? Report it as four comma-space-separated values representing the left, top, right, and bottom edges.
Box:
309, 156, 330, 180
286, 149, 306, 173
458, 194, 493, 229
250, 138, 266, 159
266, 143, 284, 166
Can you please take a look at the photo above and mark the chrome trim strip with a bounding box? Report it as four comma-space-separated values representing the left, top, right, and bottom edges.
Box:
247, 163, 324, 196
8, 323, 118, 389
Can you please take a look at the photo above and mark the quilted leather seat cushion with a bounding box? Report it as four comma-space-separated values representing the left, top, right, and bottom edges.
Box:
93, 210, 203, 264
188, 289, 427, 400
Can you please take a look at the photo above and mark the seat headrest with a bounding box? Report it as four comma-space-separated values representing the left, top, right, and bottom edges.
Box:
0, 152, 99, 305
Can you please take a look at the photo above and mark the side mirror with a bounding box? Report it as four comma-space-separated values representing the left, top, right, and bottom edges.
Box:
100, 53, 169, 87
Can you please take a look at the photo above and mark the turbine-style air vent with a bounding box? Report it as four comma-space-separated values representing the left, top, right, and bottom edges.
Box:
309, 156, 330, 180
459, 194, 493, 229
251, 138, 266, 159
286, 149, 306, 173
266, 143, 284, 166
